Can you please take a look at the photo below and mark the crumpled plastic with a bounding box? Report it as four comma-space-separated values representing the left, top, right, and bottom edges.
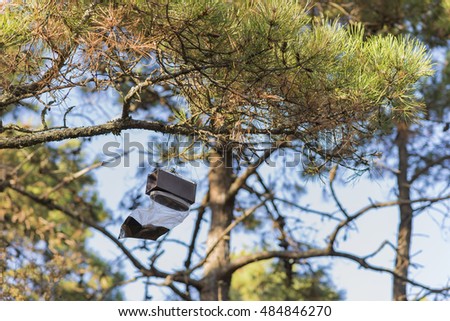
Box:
119, 199, 190, 241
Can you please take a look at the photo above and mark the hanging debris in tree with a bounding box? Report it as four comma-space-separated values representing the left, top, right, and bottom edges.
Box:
119, 169, 197, 241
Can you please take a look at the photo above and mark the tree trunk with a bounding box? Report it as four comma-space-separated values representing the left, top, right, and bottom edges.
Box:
393, 123, 413, 301
200, 149, 234, 300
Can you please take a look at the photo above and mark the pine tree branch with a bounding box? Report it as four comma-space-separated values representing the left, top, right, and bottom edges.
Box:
272, 196, 341, 221
182, 200, 268, 275
184, 191, 209, 270
409, 154, 450, 184
0, 119, 194, 149
0, 119, 304, 150
226, 147, 279, 202
224, 248, 450, 297
121, 65, 226, 119
42, 161, 103, 198
327, 194, 450, 251
252, 171, 300, 249
329, 176, 350, 219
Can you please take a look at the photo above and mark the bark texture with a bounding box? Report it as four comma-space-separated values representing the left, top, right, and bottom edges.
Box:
200, 149, 235, 300
393, 123, 413, 301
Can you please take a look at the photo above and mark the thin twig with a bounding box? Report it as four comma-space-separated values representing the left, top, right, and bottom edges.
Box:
42, 161, 103, 198
186, 200, 268, 274
328, 194, 450, 250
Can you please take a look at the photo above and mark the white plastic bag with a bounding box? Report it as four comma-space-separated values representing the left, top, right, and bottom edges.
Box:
119, 198, 189, 240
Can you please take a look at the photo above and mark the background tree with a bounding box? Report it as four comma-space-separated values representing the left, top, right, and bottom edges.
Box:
1, 0, 447, 301
1, 141, 125, 300
311, 0, 450, 300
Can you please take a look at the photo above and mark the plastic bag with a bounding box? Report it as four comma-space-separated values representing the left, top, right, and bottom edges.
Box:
119, 198, 190, 241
